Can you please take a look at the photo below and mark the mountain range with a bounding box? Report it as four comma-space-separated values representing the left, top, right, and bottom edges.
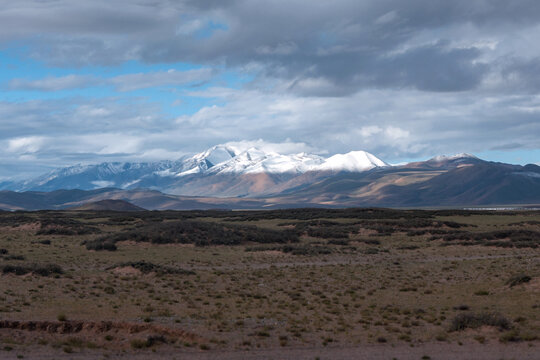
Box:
0, 145, 389, 196
0, 145, 539, 210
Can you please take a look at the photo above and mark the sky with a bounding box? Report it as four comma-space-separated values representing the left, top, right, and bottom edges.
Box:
1, 0, 539, 180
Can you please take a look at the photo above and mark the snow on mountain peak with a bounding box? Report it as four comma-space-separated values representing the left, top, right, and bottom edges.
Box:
318, 151, 389, 172
192, 145, 237, 166
207, 147, 325, 175
430, 153, 478, 162
1, 145, 393, 192
176, 146, 388, 176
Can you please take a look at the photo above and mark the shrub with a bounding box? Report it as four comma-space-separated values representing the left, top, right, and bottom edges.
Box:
1, 263, 63, 276
85, 220, 299, 250
83, 239, 117, 251
436, 230, 540, 248
130, 336, 166, 349
474, 290, 489, 296
498, 330, 537, 343
327, 239, 350, 245
4, 255, 25, 260
449, 312, 510, 331
108, 261, 195, 275
506, 274, 532, 287
130, 339, 148, 349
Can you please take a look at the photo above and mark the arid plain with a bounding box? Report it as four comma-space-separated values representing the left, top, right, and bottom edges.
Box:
0, 208, 538, 359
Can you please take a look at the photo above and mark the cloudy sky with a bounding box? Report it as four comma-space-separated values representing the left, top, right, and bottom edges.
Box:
1, 0, 539, 179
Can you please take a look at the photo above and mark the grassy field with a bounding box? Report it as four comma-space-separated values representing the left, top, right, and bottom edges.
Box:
0, 208, 539, 359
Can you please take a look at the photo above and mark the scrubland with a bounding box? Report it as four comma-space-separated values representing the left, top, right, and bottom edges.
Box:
0, 208, 538, 359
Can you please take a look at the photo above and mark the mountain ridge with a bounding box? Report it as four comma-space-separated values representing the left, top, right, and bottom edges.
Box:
0, 147, 538, 209
0, 146, 389, 194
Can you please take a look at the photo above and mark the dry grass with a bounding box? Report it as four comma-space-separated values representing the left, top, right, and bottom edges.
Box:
0, 209, 538, 356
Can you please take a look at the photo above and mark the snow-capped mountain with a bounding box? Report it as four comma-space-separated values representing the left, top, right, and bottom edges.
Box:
1, 150, 538, 209
13, 161, 177, 192
318, 151, 389, 172
176, 145, 388, 176
198, 146, 325, 175
429, 153, 477, 162
0, 145, 390, 195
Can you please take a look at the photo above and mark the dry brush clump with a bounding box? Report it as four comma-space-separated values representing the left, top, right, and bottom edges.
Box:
245, 244, 333, 255
34, 216, 102, 236
1, 263, 63, 276
84, 220, 299, 250
107, 261, 195, 275
433, 229, 540, 248
449, 312, 511, 332
506, 274, 532, 287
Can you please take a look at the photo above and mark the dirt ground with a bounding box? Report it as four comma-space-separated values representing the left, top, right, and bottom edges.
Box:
0, 209, 539, 359
1, 342, 538, 359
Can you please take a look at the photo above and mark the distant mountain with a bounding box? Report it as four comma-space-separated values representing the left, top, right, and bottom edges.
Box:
0, 188, 271, 211
0, 145, 388, 196
279, 154, 540, 207
69, 199, 145, 211
0, 148, 538, 209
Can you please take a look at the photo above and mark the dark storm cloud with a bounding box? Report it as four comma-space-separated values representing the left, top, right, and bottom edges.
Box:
3, 0, 539, 94
499, 57, 540, 93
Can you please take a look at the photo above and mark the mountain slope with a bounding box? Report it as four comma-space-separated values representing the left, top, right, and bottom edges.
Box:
283, 157, 540, 207
0, 159, 538, 211
69, 199, 146, 211
373, 162, 540, 206
0, 146, 388, 196
0, 149, 538, 209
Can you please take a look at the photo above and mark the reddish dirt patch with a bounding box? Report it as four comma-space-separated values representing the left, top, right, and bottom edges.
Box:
355, 228, 378, 236
258, 250, 287, 256
112, 266, 142, 276
524, 278, 540, 292
1, 222, 40, 232
117, 240, 195, 248
0, 320, 202, 351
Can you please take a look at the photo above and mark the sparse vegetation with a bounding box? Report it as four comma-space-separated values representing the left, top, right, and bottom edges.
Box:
1, 263, 63, 276
506, 274, 532, 287
0, 208, 538, 357
449, 312, 511, 331
107, 261, 195, 275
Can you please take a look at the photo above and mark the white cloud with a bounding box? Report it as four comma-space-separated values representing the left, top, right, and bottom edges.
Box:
375, 10, 398, 25
359, 126, 383, 137
385, 126, 409, 139
175, 18, 205, 35
110, 68, 214, 92
7, 136, 45, 153
8, 75, 99, 91
8, 68, 214, 92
